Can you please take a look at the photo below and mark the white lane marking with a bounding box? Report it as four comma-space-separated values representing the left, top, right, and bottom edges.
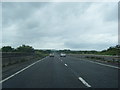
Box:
64, 64, 68, 66
0, 56, 48, 83
58, 57, 63, 62
88, 60, 120, 69
58, 56, 91, 87
78, 77, 91, 87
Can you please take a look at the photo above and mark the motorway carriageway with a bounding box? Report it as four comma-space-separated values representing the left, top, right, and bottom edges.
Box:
1, 54, 119, 88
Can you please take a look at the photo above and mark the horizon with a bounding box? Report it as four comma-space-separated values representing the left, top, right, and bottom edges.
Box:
1, 44, 118, 51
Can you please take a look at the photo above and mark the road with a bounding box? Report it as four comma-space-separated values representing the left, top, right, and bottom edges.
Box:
1, 54, 119, 88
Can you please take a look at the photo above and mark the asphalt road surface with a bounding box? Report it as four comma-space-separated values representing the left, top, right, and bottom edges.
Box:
1, 54, 119, 88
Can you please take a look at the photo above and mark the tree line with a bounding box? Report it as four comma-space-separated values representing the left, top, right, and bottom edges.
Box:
58, 45, 120, 56
1, 45, 34, 53
0, 45, 51, 55
0, 44, 120, 56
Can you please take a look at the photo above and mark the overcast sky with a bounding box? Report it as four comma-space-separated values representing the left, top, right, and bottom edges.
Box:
2, 2, 118, 50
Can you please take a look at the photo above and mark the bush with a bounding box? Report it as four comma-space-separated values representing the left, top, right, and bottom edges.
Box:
1, 46, 14, 52
16, 45, 34, 53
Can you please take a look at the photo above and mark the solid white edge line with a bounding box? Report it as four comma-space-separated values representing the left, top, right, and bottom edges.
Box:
0, 56, 48, 83
65, 64, 68, 66
88, 60, 120, 69
78, 77, 91, 87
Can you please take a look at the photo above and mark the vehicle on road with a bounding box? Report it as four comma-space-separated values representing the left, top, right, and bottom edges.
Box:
49, 53, 54, 57
60, 53, 66, 57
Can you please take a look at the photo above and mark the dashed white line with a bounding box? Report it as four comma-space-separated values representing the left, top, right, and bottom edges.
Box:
64, 64, 68, 67
58, 57, 63, 62
78, 77, 91, 87
0, 56, 48, 83
58, 56, 91, 88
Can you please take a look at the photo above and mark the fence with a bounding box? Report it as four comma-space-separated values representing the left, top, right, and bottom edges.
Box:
1, 52, 37, 67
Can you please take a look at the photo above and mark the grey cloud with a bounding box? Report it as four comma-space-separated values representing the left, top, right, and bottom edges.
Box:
2, 2, 118, 50
64, 41, 116, 51
102, 3, 118, 22
2, 2, 48, 27
0, 3, 2, 47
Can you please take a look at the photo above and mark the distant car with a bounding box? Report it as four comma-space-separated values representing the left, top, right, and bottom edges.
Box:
60, 53, 66, 57
49, 53, 54, 57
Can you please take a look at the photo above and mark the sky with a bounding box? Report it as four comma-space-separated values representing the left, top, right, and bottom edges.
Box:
2, 2, 118, 50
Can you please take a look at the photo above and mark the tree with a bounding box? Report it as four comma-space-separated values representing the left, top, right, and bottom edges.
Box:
100, 45, 119, 55
16, 45, 34, 53
1, 46, 14, 52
